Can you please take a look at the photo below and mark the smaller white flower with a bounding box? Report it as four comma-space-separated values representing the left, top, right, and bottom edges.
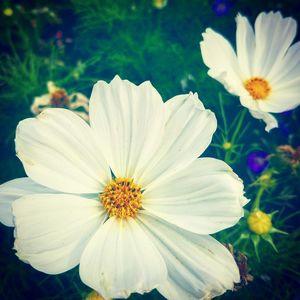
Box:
31, 81, 89, 121
200, 11, 300, 132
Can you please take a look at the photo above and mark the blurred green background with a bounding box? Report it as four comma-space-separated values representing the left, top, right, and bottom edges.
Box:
0, 0, 300, 299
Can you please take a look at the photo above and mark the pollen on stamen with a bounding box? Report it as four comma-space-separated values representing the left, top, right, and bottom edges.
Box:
244, 77, 271, 100
100, 177, 142, 219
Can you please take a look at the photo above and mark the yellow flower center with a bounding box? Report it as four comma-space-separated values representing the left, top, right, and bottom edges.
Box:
50, 89, 70, 108
100, 178, 142, 219
244, 77, 271, 100
85, 291, 106, 300
247, 210, 272, 235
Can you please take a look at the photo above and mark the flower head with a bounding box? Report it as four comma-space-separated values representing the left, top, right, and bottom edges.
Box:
277, 145, 300, 165
31, 81, 89, 121
247, 150, 269, 173
212, 0, 233, 17
247, 209, 287, 258
1, 76, 248, 299
200, 11, 300, 131
247, 210, 272, 235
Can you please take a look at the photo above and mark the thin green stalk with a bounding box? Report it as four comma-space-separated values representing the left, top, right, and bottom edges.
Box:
281, 210, 300, 223
252, 186, 265, 211
231, 108, 247, 144
225, 108, 247, 163
218, 92, 228, 134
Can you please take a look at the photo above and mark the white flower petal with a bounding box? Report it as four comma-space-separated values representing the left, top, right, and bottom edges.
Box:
79, 217, 167, 299
254, 12, 297, 77
137, 93, 217, 188
12, 194, 105, 274
249, 109, 278, 132
270, 41, 300, 84
142, 158, 246, 234
165, 93, 205, 111
137, 212, 240, 300
236, 13, 255, 79
239, 94, 260, 111
257, 90, 300, 113
89, 75, 166, 180
200, 28, 243, 95
16, 108, 111, 194
31, 94, 51, 115
0, 177, 57, 227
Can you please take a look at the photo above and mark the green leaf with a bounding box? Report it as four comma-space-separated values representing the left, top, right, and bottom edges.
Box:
270, 227, 288, 235
268, 210, 279, 219
261, 234, 278, 252
251, 234, 261, 261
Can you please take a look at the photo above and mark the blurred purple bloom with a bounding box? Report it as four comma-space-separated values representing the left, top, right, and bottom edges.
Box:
247, 150, 269, 173
212, 0, 233, 16
278, 121, 290, 137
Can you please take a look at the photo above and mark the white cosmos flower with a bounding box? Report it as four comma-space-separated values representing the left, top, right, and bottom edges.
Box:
31, 81, 89, 121
200, 11, 300, 132
1, 76, 248, 299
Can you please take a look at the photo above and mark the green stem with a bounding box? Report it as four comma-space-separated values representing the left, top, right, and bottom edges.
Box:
224, 109, 247, 164
252, 186, 265, 211
231, 108, 247, 145
218, 92, 228, 135
224, 146, 232, 164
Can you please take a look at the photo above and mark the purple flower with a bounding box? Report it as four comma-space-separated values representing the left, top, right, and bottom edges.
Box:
212, 0, 233, 16
247, 150, 269, 173
278, 121, 291, 137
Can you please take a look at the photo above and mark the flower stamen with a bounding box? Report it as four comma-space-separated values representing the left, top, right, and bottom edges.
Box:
244, 77, 271, 100
100, 178, 142, 219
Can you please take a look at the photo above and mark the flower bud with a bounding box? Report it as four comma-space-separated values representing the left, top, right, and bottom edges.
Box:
223, 142, 232, 150
247, 210, 272, 235
3, 8, 13, 16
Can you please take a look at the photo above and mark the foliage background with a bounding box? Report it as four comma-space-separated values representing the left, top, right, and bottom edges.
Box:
0, 0, 300, 299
